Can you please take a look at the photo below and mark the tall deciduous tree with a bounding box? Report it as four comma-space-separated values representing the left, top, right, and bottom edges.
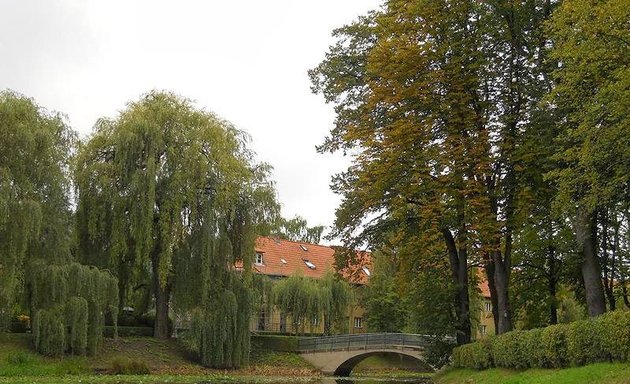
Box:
310, 0, 556, 339
546, 0, 630, 316
0, 90, 75, 329
75, 91, 278, 351
272, 215, 325, 244
273, 271, 353, 335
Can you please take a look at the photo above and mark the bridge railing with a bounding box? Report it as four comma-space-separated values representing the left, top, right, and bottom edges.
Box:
297, 332, 434, 353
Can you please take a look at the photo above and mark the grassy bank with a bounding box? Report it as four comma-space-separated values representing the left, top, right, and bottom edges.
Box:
435, 363, 630, 384
0, 333, 319, 382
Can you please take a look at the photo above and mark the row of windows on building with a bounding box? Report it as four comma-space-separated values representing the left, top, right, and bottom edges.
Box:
298, 316, 364, 329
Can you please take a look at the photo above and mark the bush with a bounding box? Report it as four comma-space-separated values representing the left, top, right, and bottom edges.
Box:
33, 309, 65, 357
103, 326, 153, 338
450, 311, 630, 370
492, 331, 526, 369
110, 358, 150, 375
6, 352, 33, 365
539, 323, 568, 368
566, 318, 608, 366
599, 310, 630, 362
451, 337, 492, 369
521, 328, 544, 368
251, 334, 298, 352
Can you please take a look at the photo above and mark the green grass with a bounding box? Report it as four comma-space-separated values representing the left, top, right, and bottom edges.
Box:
0, 332, 319, 382
435, 363, 630, 384
0, 333, 91, 376
0, 374, 235, 384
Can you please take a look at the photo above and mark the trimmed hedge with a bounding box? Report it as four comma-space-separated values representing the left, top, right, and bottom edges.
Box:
251, 334, 298, 352
103, 326, 154, 338
452, 310, 630, 370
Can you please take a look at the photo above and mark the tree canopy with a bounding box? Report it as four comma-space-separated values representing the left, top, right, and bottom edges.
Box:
0, 90, 76, 330
75, 91, 278, 366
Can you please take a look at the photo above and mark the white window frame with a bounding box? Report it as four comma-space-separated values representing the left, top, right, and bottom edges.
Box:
354, 317, 363, 329
255, 252, 264, 265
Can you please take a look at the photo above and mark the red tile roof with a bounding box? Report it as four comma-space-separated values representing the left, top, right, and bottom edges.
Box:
254, 236, 371, 284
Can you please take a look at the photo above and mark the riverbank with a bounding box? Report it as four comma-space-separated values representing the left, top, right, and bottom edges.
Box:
434, 363, 630, 384
0, 333, 319, 379
0, 333, 428, 383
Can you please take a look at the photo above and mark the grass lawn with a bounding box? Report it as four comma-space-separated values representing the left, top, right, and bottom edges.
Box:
435, 363, 630, 384
0, 333, 319, 383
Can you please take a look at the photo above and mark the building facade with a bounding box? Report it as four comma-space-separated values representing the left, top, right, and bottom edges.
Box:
251, 236, 495, 338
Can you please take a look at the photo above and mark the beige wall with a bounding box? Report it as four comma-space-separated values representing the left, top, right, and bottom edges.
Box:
475, 297, 495, 339
250, 304, 368, 335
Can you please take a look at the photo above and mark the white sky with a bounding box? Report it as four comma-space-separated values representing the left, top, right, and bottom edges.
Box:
0, 0, 382, 240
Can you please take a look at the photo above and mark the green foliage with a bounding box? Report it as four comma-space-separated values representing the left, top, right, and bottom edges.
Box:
33, 309, 65, 358
540, 323, 570, 368
599, 310, 630, 362
29, 263, 118, 357
566, 319, 608, 366
103, 326, 153, 338
271, 215, 324, 244
109, 358, 150, 375
452, 311, 630, 370
65, 297, 88, 356
437, 362, 630, 384
363, 251, 406, 333
5, 351, 32, 366
250, 335, 298, 352
0, 90, 76, 329
451, 338, 493, 370
76, 91, 278, 363
272, 271, 353, 335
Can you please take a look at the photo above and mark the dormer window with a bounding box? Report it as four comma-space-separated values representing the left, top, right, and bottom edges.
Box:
303, 259, 316, 269
255, 252, 264, 265
300, 244, 308, 251
362, 267, 371, 276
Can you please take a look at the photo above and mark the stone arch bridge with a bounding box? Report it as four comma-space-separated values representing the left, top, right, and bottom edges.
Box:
298, 333, 437, 376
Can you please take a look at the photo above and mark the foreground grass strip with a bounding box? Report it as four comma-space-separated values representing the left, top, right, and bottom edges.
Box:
435, 363, 630, 384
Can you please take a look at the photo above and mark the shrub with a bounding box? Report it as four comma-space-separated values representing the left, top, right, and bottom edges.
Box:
103, 326, 153, 338
521, 328, 544, 368
33, 309, 65, 357
110, 358, 150, 375
599, 310, 630, 362
451, 337, 492, 369
251, 334, 298, 352
566, 318, 608, 366
539, 323, 569, 368
492, 330, 536, 369
65, 297, 88, 356
6, 352, 33, 365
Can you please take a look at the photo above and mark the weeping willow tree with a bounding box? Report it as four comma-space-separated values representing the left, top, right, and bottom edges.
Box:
29, 262, 118, 357
0, 90, 75, 330
76, 91, 278, 367
273, 271, 353, 335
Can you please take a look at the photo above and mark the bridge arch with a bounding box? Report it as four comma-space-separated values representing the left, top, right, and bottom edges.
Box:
332, 350, 430, 377
297, 333, 441, 376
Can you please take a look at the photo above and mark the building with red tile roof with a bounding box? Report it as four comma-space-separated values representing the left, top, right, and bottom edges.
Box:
254, 236, 371, 284
252, 236, 495, 338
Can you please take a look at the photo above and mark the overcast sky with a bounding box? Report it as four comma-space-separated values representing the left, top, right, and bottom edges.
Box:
0, 0, 382, 241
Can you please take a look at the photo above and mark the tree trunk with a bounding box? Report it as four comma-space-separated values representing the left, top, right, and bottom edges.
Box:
622, 283, 630, 309
485, 261, 499, 333
492, 250, 513, 334
442, 228, 471, 345
547, 246, 558, 325
152, 252, 171, 339
577, 212, 606, 316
